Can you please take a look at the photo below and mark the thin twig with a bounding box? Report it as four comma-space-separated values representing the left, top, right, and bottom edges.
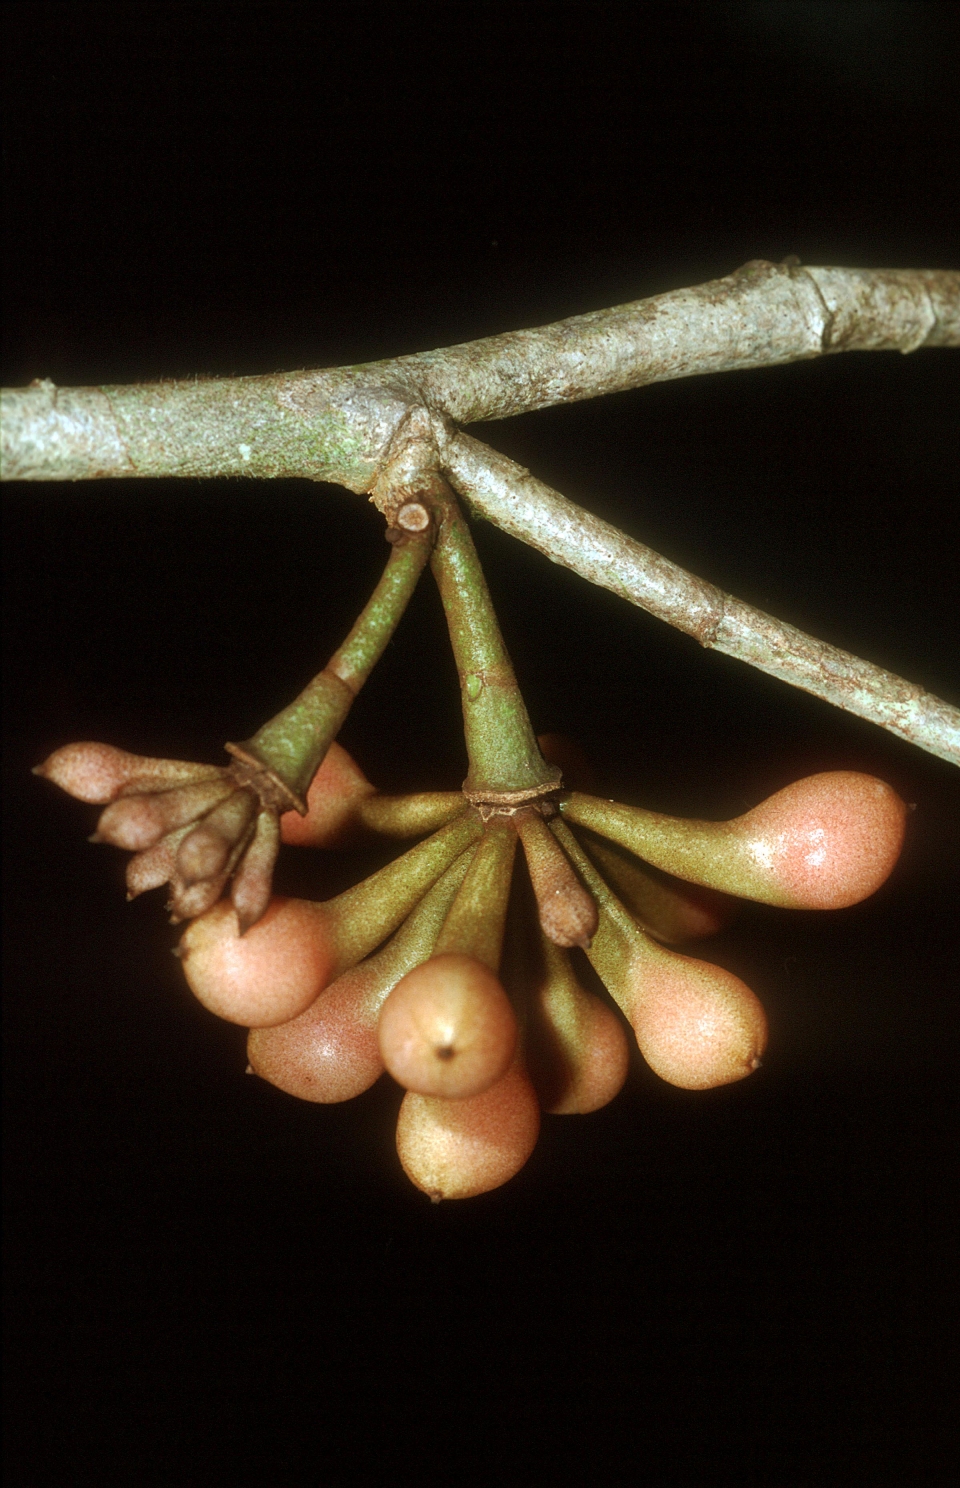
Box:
440, 428, 960, 768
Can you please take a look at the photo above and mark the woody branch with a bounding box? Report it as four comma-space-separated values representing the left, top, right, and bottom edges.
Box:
2, 259, 958, 765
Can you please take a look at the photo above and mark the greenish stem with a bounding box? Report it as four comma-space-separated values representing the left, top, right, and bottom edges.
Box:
344, 846, 479, 1020
433, 817, 519, 970
428, 480, 560, 798
326, 809, 482, 974
559, 791, 741, 893
357, 791, 466, 838
228, 527, 433, 809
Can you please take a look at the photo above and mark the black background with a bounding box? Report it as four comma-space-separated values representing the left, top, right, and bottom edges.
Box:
3, 4, 959, 1484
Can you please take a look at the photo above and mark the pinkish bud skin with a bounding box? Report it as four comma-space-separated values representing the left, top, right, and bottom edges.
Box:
396, 1056, 541, 1201
178, 897, 339, 1027
584, 837, 737, 944
530, 983, 630, 1115
663, 883, 737, 939
94, 796, 172, 851
564, 771, 908, 911
247, 961, 386, 1103
623, 951, 768, 1091
378, 953, 519, 1099
167, 874, 229, 923
522, 933, 629, 1115
33, 741, 225, 803
280, 741, 376, 848
735, 771, 908, 909
34, 742, 143, 803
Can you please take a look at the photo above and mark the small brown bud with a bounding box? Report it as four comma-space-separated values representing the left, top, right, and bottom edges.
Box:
176, 788, 258, 885
95, 778, 236, 851
516, 809, 598, 949
125, 825, 192, 899
33, 741, 226, 804
231, 809, 281, 933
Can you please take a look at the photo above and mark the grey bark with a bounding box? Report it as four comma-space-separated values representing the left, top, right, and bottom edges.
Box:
2, 260, 958, 765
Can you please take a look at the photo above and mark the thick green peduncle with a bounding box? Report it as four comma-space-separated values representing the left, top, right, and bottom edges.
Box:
429, 482, 560, 799
433, 817, 519, 970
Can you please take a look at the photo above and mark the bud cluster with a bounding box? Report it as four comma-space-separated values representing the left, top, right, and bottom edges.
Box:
32, 486, 910, 1201
36, 733, 907, 1200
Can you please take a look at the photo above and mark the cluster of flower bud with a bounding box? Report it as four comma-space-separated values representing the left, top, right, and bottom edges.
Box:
35, 733, 908, 1200
34, 738, 464, 932
34, 740, 286, 930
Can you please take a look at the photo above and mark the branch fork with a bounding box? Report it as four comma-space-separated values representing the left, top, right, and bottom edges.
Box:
6, 262, 957, 762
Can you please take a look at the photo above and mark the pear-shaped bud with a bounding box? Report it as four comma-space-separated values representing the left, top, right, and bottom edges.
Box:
33, 741, 226, 804
621, 950, 768, 1090
378, 952, 518, 1099
247, 848, 475, 1100
561, 771, 907, 909
176, 788, 258, 884
552, 818, 767, 1090
525, 936, 630, 1114
728, 771, 908, 908
247, 960, 386, 1103
180, 812, 482, 1026
179, 897, 340, 1026
396, 1057, 541, 1200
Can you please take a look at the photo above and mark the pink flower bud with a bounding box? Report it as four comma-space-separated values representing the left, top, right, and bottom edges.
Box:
33, 741, 224, 803
622, 950, 768, 1091
93, 778, 236, 851
734, 771, 908, 909
280, 742, 375, 848
396, 1057, 541, 1200
378, 953, 518, 1099
178, 897, 340, 1027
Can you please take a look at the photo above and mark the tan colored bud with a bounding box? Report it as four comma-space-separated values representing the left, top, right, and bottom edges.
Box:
396, 1056, 540, 1201
231, 810, 281, 933
515, 809, 598, 948
176, 789, 258, 884
93, 778, 236, 851
33, 740, 225, 803
125, 825, 192, 899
